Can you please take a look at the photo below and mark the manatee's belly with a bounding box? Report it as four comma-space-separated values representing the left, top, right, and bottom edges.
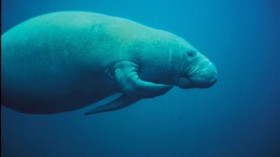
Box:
1, 63, 118, 113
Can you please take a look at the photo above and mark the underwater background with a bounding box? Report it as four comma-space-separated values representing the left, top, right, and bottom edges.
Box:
1, 0, 280, 157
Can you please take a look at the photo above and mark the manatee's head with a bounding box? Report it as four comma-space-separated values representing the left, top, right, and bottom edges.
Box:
175, 43, 217, 89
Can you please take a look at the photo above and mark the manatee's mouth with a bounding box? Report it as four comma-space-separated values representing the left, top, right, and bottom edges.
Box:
177, 61, 217, 89
178, 72, 217, 89
177, 76, 194, 88
177, 67, 196, 88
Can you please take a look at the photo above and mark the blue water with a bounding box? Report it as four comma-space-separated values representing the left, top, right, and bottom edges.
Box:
1, 0, 280, 157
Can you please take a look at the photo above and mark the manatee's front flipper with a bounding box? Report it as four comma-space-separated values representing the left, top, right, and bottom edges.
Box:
113, 61, 173, 98
85, 61, 172, 115
85, 95, 139, 115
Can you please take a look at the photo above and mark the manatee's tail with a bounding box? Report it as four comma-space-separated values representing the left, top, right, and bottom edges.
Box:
84, 95, 140, 115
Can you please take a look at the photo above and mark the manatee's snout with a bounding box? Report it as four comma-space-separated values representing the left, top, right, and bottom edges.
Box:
189, 60, 217, 88
178, 53, 217, 89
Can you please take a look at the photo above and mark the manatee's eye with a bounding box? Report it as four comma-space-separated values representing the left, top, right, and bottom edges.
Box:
186, 51, 195, 58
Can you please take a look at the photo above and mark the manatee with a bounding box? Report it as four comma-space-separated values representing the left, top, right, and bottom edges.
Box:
1, 11, 217, 115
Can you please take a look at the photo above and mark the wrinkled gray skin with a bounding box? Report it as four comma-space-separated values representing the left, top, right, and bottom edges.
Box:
1, 11, 217, 115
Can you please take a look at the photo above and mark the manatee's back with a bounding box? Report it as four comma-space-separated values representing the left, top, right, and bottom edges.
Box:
1, 12, 120, 114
